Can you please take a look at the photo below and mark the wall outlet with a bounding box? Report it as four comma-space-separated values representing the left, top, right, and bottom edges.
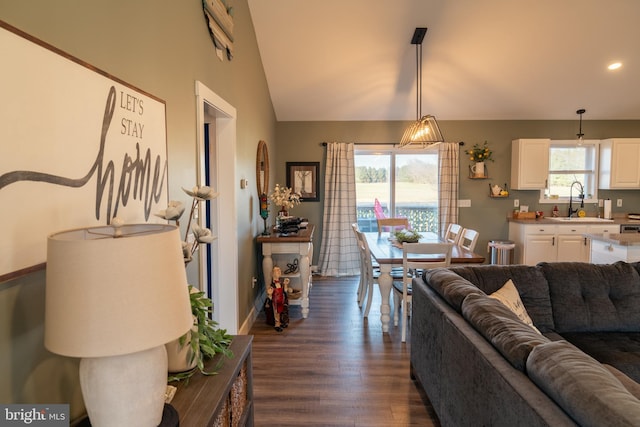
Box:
598, 199, 604, 207
458, 199, 471, 207
617, 199, 623, 207
514, 199, 520, 208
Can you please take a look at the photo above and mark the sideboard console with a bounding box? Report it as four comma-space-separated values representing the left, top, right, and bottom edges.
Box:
257, 224, 314, 318
171, 335, 253, 427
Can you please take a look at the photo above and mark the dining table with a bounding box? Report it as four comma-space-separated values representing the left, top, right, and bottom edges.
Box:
364, 231, 486, 333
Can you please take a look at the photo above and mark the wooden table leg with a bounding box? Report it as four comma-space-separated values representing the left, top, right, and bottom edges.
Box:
378, 264, 392, 333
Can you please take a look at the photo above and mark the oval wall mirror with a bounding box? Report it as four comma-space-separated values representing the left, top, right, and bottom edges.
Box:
256, 140, 269, 196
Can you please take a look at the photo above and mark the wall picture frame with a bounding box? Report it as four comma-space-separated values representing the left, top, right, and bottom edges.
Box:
0, 21, 168, 282
286, 162, 319, 202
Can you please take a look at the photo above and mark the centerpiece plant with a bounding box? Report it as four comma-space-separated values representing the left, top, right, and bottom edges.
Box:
156, 185, 233, 383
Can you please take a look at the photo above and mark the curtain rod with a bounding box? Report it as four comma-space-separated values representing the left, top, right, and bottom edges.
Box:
320, 141, 465, 146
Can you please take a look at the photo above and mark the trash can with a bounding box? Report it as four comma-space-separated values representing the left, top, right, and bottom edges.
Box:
488, 240, 515, 265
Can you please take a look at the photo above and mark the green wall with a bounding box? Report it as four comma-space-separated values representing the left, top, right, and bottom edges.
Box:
0, 0, 275, 418
276, 120, 640, 261
3, 1, 640, 418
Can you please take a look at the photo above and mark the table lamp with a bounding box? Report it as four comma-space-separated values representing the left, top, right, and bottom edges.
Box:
45, 223, 193, 427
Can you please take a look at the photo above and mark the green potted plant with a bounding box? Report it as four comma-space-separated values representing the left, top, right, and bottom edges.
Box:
167, 285, 233, 382
156, 186, 233, 382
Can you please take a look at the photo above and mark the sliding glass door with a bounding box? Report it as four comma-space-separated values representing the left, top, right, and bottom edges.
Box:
355, 146, 438, 233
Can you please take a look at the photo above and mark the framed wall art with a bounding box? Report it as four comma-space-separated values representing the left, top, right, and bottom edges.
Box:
286, 162, 320, 202
0, 21, 168, 282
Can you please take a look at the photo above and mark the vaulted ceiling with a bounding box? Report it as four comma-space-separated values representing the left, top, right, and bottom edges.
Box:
248, 0, 640, 122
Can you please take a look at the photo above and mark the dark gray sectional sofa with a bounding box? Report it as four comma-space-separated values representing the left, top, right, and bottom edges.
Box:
411, 261, 640, 427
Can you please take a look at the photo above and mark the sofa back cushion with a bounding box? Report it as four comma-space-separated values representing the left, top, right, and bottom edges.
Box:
539, 262, 640, 333
447, 265, 555, 333
461, 293, 549, 371
527, 340, 640, 427
422, 268, 485, 312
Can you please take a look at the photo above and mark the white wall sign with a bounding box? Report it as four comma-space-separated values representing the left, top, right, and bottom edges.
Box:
0, 21, 168, 281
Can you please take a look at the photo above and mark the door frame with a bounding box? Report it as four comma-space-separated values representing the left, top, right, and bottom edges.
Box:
195, 80, 238, 334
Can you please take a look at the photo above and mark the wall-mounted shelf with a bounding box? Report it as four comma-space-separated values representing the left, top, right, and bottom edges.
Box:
468, 164, 489, 179
488, 183, 509, 198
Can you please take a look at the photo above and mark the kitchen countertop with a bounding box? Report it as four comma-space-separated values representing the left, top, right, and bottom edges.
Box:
584, 233, 640, 246
508, 216, 640, 225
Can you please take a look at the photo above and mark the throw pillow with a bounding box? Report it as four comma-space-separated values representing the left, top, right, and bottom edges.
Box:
489, 279, 540, 334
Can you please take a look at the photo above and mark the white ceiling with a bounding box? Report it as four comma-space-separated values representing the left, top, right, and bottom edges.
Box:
247, 0, 640, 122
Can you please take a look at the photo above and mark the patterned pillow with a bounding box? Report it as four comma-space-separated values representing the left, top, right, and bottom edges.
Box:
489, 279, 540, 334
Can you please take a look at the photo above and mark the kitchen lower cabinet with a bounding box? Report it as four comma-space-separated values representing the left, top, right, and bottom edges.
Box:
509, 222, 616, 265
524, 233, 556, 265
557, 225, 589, 262
591, 239, 640, 264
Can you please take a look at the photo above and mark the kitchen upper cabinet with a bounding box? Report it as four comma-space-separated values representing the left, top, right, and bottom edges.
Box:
511, 139, 550, 189
599, 138, 640, 189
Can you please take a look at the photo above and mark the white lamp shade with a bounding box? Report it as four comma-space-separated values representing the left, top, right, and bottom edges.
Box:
45, 224, 193, 358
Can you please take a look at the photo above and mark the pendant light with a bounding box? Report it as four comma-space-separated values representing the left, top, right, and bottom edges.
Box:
576, 108, 586, 146
399, 27, 444, 148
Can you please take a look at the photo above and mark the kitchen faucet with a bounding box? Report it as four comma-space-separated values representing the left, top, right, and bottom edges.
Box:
568, 180, 585, 218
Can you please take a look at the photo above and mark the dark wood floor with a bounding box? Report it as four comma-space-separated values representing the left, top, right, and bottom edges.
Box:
249, 275, 441, 427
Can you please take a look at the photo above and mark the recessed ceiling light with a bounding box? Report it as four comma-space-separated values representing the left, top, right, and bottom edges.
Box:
608, 62, 622, 70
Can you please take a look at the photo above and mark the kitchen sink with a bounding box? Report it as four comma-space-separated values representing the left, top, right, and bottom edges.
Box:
547, 217, 614, 222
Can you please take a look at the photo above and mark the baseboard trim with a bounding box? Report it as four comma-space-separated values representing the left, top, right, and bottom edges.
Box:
238, 289, 267, 335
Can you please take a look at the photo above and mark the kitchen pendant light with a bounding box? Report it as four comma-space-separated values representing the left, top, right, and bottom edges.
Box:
576, 108, 586, 146
399, 27, 444, 148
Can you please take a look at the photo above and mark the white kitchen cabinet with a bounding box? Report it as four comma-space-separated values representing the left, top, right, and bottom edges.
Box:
509, 223, 556, 265
511, 139, 550, 189
599, 138, 640, 189
591, 239, 640, 264
585, 224, 618, 262
557, 225, 589, 262
509, 222, 619, 265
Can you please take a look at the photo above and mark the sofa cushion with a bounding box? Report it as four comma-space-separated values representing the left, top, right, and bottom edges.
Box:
489, 279, 541, 334
423, 268, 485, 312
461, 293, 549, 371
527, 340, 640, 427
449, 265, 555, 333
539, 261, 640, 333
562, 332, 640, 383
604, 364, 640, 400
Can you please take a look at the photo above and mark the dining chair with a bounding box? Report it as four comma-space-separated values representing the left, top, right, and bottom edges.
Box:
377, 217, 410, 236
444, 223, 463, 244
353, 227, 406, 318
352, 223, 369, 307
459, 228, 479, 252
393, 242, 453, 342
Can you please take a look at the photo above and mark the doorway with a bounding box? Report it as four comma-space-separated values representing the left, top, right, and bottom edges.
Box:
195, 81, 238, 334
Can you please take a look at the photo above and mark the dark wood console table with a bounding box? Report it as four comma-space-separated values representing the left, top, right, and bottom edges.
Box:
171, 335, 253, 427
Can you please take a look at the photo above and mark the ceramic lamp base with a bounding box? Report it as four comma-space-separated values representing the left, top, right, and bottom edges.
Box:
80, 345, 168, 427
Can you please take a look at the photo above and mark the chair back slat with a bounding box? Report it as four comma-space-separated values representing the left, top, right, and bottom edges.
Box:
377, 218, 410, 236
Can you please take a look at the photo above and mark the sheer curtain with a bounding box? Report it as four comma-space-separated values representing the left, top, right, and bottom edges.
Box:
438, 142, 459, 237
317, 142, 360, 276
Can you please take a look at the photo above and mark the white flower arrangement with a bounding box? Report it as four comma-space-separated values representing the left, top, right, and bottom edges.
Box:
269, 184, 301, 210
156, 185, 219, 263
